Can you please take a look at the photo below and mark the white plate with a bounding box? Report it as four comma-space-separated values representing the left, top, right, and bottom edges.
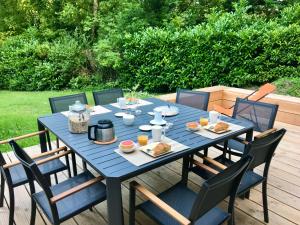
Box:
150, 119, 167, 126
203, 123, 231, 134
139, 142, 173, 158
154, 106, 179, 117
139, 125, 153, 132
115, 112, 126, 117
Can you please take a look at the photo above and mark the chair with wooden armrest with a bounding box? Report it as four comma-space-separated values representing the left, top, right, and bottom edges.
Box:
213, 83, 276, 116
176, 88, 210, 111
9, 140, 107, 225
129, 156, 252, 225
93, 88, 124, 105
0, 130, 71, 225
214, 98, 278, 159
191, 129, 286, 223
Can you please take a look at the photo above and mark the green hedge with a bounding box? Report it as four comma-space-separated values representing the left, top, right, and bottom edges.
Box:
120, 6, 300, 92
0, 28, 86, 90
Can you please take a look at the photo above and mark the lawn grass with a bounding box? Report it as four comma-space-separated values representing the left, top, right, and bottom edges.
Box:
0, 90, 153, 152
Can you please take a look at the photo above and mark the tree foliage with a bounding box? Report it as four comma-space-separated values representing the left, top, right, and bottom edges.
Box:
0, 0, 299, 91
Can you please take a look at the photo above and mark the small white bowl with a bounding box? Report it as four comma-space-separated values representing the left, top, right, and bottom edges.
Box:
119, 143, 136, 153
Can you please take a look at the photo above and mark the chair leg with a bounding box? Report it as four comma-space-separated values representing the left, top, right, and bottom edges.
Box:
65, 155, 72, 178
262, 181, 269, 223
129, 185, 136, 225
30, 195, 36, 225
244, 190, 250, 199
8, 185, 15, 225
54, 173, 59, 184
0, 173, 5, 207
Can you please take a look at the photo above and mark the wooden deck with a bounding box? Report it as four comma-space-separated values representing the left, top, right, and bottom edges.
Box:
1, 121, 300, 225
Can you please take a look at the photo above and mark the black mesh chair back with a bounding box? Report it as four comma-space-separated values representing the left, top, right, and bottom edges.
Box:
49, 93, 88, 113
245, 129, 286, 170
232, 98, 278, 132
9, 140, 59, 219
176, 89, 210, 110
93, 88, 124, 105
188, 156, 252, 222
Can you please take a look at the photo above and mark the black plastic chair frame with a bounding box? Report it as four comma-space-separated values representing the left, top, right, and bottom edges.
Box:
9, 140, 107, 225
93, 88, 124, 106
176, 88, 210, 111
129, 156, 252, 225
0, 131, 70, 225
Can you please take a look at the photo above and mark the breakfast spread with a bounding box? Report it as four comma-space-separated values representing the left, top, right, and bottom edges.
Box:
214, 122, 229, 132
152, 143, 171, 157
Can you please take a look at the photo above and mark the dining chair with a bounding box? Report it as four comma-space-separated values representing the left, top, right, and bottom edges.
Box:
49, 93, 88, 170
9, 140, 107, 225
213, 98, 279, 158
0, 130, 70, 225
213, 83, 276, 116
176, 89, 210, 111
129, 156, 252, 225
49, 93, 88, 114
93, 88, 124, 105
191, 128, 286, 223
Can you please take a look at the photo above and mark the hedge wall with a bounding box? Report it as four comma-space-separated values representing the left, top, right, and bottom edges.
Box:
120, 7, 300, 92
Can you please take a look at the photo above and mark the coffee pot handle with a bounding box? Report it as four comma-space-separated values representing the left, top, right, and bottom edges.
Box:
88, 125, 97, 141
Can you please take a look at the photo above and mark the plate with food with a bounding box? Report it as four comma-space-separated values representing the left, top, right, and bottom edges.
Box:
186, 122, 200, 131
153, 105, 179, 117
119, 140, 137, 153
204, 121, 231, 134
140, 142, 172, 158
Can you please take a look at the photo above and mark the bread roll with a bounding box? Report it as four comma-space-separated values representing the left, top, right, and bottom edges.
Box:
214, 122, 229, 132
152, 143, 171, 156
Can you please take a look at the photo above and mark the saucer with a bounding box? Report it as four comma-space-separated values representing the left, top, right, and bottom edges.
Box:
115, 112, 126, 117
139, 125, 152, 132
150, 119, 167, 126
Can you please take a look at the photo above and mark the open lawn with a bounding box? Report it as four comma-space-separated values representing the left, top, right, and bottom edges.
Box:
0, 90, 153, 152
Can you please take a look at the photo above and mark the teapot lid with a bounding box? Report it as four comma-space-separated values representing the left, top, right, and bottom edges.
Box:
70, 100, 86, 112
97, 120, 113, 129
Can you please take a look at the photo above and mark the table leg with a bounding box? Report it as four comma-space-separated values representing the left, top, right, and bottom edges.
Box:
37, 119, 47, 152
181, 156, 190, 186
106, 178, 124, 225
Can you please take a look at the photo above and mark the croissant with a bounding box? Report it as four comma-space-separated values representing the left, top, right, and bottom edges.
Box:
214, 122, 229, 132
152, 143, 171, 157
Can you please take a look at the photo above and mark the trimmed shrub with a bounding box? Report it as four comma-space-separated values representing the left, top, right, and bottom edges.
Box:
119, 8, 300, 92
0, 28, 86, 90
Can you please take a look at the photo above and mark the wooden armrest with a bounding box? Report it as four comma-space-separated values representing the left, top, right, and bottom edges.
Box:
0, 130, 48, 145
202, 156, 227, 170
131, 181, 191, 225
192, 159, 219, 175
232, 137, 249, 145
50, 176, 104, 204
254, 128, 277, 140
36, 150, 71, 166
2, 146, 68, 169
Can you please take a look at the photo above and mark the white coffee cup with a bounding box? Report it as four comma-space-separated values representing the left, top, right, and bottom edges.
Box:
117, 97, 126, 109
152, 125, 163, 142
209, 111, 220, 124
123, 114, 135, 126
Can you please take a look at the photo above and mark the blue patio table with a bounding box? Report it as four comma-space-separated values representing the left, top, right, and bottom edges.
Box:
37, 98, 254, 225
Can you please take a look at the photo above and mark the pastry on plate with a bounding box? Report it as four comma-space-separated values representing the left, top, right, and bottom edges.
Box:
214, 122, 229, 132
186, 122, 199, 131
152, 143, 171, 157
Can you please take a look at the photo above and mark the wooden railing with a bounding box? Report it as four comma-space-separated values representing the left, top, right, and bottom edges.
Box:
158, 86, 300, 126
